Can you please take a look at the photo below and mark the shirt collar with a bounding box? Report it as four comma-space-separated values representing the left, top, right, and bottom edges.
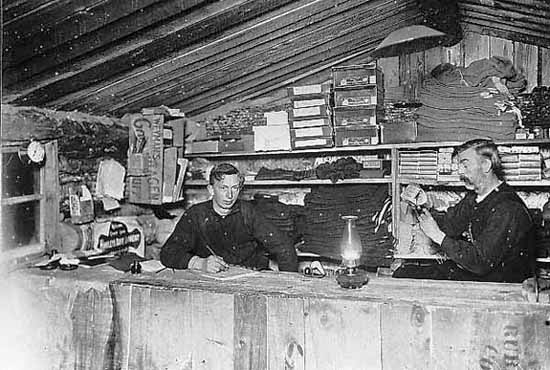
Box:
475, 181, 503, 203
208, 199, 242, 218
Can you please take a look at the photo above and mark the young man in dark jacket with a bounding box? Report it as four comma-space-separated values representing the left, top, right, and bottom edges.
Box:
394, 139, 534, 282
161, 163, 298, 273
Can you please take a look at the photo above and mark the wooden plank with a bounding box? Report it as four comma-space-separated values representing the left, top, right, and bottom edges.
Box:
135, 286, 194, 369
514, 42, 539, 93
304, 298, 382, 370
377, 56, 400, 91
8, 0, 296, 106
140, 11, 420, 115
3, 273, 116, 369
234, 293, 268, 369
4, 0, 165, 67
380, 302, 432, 369
542, 47, 550, 86
460, 17, 549, 48
4, 0, 205, 85
266, 296, 305, 370
459, 2, 550, 31
90, 0, 417, 113
46, 0, 349, 110
489, 36, 514, 60
42, 140, 59, 253
399, 50, 425, 101
53, 1, 420, 115
111, 0, 385, 105
431, 307, 477, 369
72, 287, 118, 370
110, 283, 132, 370
470, 310, 550, 369
192, 290, 235, 370
463, 31, 490, 68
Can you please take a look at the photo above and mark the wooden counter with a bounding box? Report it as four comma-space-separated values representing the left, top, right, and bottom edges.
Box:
112, 269, 550, 370
4, 267, 550, 370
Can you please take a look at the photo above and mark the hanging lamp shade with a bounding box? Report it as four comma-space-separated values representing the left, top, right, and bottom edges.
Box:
371, 25, 447, 58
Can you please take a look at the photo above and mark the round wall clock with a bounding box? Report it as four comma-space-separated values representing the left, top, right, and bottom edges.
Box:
19, 140, 46, 165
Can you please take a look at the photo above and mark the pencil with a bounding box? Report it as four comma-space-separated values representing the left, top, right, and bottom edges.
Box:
204, 245, 229, 271
204, 244, 218, 258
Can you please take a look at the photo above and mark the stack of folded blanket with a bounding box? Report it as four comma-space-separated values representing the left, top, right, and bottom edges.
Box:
416, 57, 526, 142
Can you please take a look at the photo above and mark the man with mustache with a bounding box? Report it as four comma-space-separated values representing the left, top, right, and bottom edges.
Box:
161, 162, 298, 273
394, 139, 534, 282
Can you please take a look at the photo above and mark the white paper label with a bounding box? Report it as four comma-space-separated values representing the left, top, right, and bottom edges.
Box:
293, 85, 322, 95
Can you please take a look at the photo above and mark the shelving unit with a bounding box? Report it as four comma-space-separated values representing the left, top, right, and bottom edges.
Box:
184, 138, 550, 260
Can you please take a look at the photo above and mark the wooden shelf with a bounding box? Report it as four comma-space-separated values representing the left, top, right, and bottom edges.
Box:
184, 139, 550, 158
398, 178, 550, 187
185, 177, 392, 186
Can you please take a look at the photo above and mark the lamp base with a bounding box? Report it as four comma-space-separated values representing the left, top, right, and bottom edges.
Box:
336, 269, 369, 289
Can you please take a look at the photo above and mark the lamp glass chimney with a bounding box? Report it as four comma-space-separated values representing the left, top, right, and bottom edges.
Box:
340, 215, 362, 268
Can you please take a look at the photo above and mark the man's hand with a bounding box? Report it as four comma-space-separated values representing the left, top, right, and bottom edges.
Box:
417, 208, 446, 245
188, 255, 229, 273
401, 184, 430, 208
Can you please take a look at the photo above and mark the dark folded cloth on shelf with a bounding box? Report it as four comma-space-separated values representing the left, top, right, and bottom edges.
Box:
315, 157, 362, 183
255, 167, 316, 181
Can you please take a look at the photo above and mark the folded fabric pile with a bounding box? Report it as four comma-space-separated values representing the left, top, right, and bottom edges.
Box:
315, 157, 362, 183
254, 167, 316, 181
299, 185, 393, 268
416, 57, 526, 142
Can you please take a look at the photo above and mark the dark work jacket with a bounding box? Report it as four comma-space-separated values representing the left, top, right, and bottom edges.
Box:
395, 183, 534, 283
160, 200, 298, 272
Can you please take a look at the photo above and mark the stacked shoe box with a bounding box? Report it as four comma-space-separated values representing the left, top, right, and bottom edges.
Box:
499, 145, 542, 181
287, 83, 334, 150
332, 63, 384, 146
398, 150, 438, 182
436, 147, 460, 182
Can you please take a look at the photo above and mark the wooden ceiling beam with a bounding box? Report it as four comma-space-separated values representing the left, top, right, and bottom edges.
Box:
117, 1, 417, 114
3, 0, 166, 69
75, 0, 379, 112
6, 0, 295, 107
45, 0, 346, 111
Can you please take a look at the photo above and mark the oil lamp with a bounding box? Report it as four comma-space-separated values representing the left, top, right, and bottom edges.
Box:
336, 215, 369, 289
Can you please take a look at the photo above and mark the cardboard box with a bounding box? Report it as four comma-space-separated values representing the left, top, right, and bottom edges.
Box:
292, 97, 329, 109
253, 125, 291, 151
290, 126, 332, 139
335, 125, 379, 146
127, 176, 162, 205
380, 121, 417, 143
162, 147, 177, 203
125, 113, 164, 180
332, 63, 383, 88
287, 83, 330, 99
164, 118, 186, 147
289, 105, 330, 120
289, 117, 332, 129
334, 87, 384, 107
291, 136, 333, 150
186, 140, 221, 154
220, 135, 254, 152
333, 107, 380, 126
